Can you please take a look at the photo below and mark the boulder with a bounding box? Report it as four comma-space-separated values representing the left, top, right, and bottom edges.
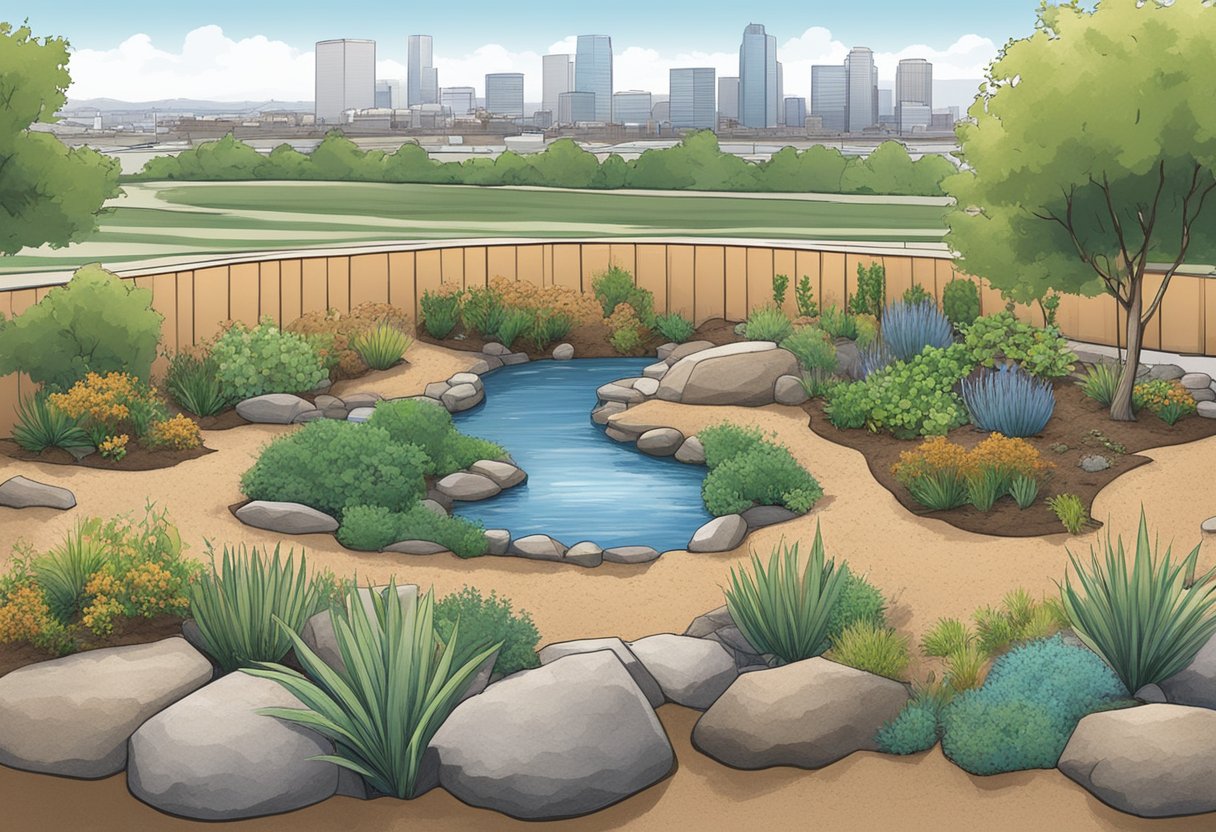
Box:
664, 340, 715, 366
1199, 401, 1216, 419
341, 391, 383, 410
637, 428, 684, 457
314, 394, 344, 410
469, 459, 527, 488
592, 401, 627, 424
643, 361, 669, 380
1180, 372, 1213, 391
502, 352, 530, 366
628, 634, 738, 710
509, 534, 568, 559
299, 584, 419, 674
603, 546, 662, 565
597, 383, 645, 405
431, 651, 674, 820
235, 501, 339, 535
436, 472, 501, 501
774, 374, 810, 405
383, 540, 448, 555
741, 505, 799, 529
1148, 364, 1186, 381
656, 342, 678, 362
467, 358, 492, 375
424, 381, 451, 399
1080, 455, 1111, 473
692, 658, 909, 769
1058, 704, 1216, 818
482, 342, 510, 356
447, 372, 483, 390
441, 383, 484, 413
419, 499, 448, 517
538, 638, 663, 708
1192, 388, 1216, 403
563, 541, 605, 568
633, 377, 660, 397
834, 338, 863, 380
236, 394, 316, 424
683, 606, 769, 671
553, 343, 575, 360
0, 476, 76, 510
0, 638, 211, 778
128, 671, 341, 820
346, 407, 374, 422
605, 426, 635, 443
689, 515, 748, 553
657, 342, 800, 406
675, 436, 706, 464
485, 529, 511, 555
1160, 631, 1216, 708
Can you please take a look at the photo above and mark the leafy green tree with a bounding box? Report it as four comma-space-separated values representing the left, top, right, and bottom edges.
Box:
380, 142, 452, 184
308, 132, 382, 180
259, 143, 312, 180
528, 138, 598, 188
0, 23, 120, 255
946, 1, 1216, 420
592, 154, 630, 189
756, 145, 848, 193
841, 142, 921, 195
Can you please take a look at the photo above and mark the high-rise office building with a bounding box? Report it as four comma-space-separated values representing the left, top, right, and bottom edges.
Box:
408, 35, 438, 106
315, 39, 376, 124
717, 76, 739, 122
811, 65, 847, 133
878, 88, 894, 118
776, 61, 784, 125
896, 58, 933, 133
485, 73, 525, 118
440, 86, 476, 116
612, 90, 652, 125
845, 46, 878, 132
738, 23, 778, 128
575, 35, 613, 123
784, 96, 806, 129
670, 68, 716, 130
542, 54, 574, 117
558, 90, 596, 125
900, 103, 932, 133
375, 79, 401, 109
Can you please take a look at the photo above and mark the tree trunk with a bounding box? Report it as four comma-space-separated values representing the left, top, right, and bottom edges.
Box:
1109, 277, 1143, 421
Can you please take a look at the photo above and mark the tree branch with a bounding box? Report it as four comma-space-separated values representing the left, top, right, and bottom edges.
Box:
1141, 165, 1216, 324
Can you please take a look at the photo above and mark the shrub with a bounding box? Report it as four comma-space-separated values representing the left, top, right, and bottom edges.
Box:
826, 568, 887, 640
33, 520, 109, 625
973, 589, 1068, 657
771, 273, 789, 308
435, 586, 541, 676
701, 436, 822, 516
963, 312, 1076, 378
876, 695, 941, 755
241, 420, 428, 517
819, 306, 858, 340
795, 275, 819, 318
164, 351, 226, 417
367, 399, 505, 476
11, 394, 89, 453
0, 264, 163, 391
910, 469, 970, 511
336, 505, 404, 551
653, 312, 696, 344
962, 364, 1056, 437
744, 306, 793, 342
893, 434, 1051, 512
246, 582, 500, 799
48, 371, 167, 446
1133, 379, 1196, 424
725, 528, 848, 663
189, 544, 334, 673
211, 318, 329, 403
941, 636, 1127, 775
337, 504, 487, 558
829, 620, 910, 680
353, 322, 412, 371
592, 266, 654, 324
699, 423, 764, 466
527, 309, 575, 352
460, 286, 507, 338
1009, 474, 1040, 509
420, 288, 462, 338
606, 302, 647, 355
487, 275, 602, 325
881, 300, 954, 361
494, 308, 533, 349
0, 582, 75, 655
286, 303, 411, 378
1060, 510, 1216, 692
781, 326, 836, 377
902, 284, 933, 306
1076, 361, 1123, 407
849, 263, 886, 319
942, 279, 980, 329
144, 414, 203, 450
966, 466, 1006, 511
1048, 493, 1088, 534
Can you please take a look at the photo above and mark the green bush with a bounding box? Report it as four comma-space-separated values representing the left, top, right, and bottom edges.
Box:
653, 312, 696, 344
818, 306, 859, 340
495, 308, 533, 349
164, 351, 226, 417
1076, 362, 1123, 407
829, 620, 910, 680
337, 503, 487, 557
771, 274, 789, 308
699, 423, 764, 467
902, 284, 933, 305
420, 289, 461, 338
1048, 493, 1088, 534
336, 505, 404, 551
609, 325, 644, 354
700, 427, 822, 516
827, 568, 887, 640
744, 306, 793, 342
352, 322, 412, 370
795, 275, 819, 318
942, 279, 981, 329
12, 393, 89, 453
241, 420, 427, 517
460, 286, 506, 338
592, 267, 654, 324
781, 327, 837, 377
367, 399, 504, 475
962, 312, 1076, 378
435, 586, 541, 676
876, 695, 941, 755
527, 309, 574, 352
0, 264, 163, 390
849, 263, 886, 319
211, 317, 329, 403
33, 520, 108, 624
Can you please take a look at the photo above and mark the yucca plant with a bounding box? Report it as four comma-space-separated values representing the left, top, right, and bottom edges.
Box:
966, 466, 1007, 512
1076, 361, 1123, 407
164, 351, 227, 417
12, 393, 90, 453
1008, 474, 1040, 510
189, 544, 334, 673
962, 364, 1056, 437
1059, 510, 1216, 693
353, 322, 413, 371
244, 582, 499, 799
880, 299, 954, 361
906, 469, 970, 512
34, 519, 108, 624
724, 527, 848, 664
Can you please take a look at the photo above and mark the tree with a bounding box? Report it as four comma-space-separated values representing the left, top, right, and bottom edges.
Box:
0, 22, 121, 255
945, 0, 1216, 420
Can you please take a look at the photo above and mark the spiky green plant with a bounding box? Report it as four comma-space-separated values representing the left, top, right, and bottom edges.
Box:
966, 466, 1007, 512
1075, 361, 1123, 407
744, 306, 794, 342
724, 527, 847, 664
942, 643, 989, 691
33, 519, 108, 624
1008, 474, 1040, 510
921, 617, 974, 658
353, 323, 413, 371
653, 312, 696, 344
189, 544, 335, 673
11, 393, 90, 453
245, 582, 499, 799
829, 620, 910, 680
495, 308, 533, 350
164, 351, 227, 417
1059, 510, 1216, 693
1048, 493, 1088, 534
906, 469, 970, 511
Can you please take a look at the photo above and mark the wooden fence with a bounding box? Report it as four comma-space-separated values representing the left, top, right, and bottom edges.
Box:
2, 239, 1214, 437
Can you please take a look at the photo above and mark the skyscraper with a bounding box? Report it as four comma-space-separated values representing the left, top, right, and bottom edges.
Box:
670, 68, 716, 130
896, 58, 933, 133
612, 91, 652, 125
575, 35, 613, 123
845, 46, 878, 132
717, 76, 739, 123
315, 39, 376, 124
811, 65, 847, 133
408, 35, 438, 106
738, 23, 778, 128
558, 91, 596, 125
485, 73, 525, 118
375, 79, 401, 109
776, 61, 784, 125
543, 54, 574, 117
440, 86, 476, 116
784, 96, 807, 129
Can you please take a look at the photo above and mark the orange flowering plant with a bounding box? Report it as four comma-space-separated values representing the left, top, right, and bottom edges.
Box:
48, 371, 167, 446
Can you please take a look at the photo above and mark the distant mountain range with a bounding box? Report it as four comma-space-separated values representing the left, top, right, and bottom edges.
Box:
63, 98, 314, 114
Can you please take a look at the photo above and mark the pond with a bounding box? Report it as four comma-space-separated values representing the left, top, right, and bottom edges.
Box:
450, 358, 713, 552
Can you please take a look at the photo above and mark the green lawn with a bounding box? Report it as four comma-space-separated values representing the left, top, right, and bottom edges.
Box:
0, 182, 951, 276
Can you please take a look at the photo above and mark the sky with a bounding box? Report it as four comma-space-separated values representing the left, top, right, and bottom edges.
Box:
14, 1, 1051, 103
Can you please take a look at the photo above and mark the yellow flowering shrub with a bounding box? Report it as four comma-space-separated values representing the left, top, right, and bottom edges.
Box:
969, 434, 1052, 480
98, 434, 129, 460
605, 302, 647, 354
145, 414, 202, 450
48, 372, 165, 440
893, 433, 1051, 486
0, 582, 75, 655
81, 561, 189, 637
1133, 380, 1196, 416
488, 276, 602, 325
81, 568, 125, 636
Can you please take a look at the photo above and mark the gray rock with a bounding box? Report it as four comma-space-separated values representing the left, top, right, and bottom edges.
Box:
431, 651, 674, 820
292, 410, 325, 423
684, 605, 736, 639
605, 426, 635, 443
1191, 387, 1216, 403
424, 381, 451, 399
538, 638, 663, 707
834, 338, 863, 380
341, 391, 383, 410
320, 406, 349, 420
1180, 372, 1213, 391
656, 342, 678, 361
0, 638, 211, 778
0, 476, 76, 510
683, 606, 769, 671
741, 505, 799, 529
657, 342, 801, 406
689, 515, 748, 553
1203, 516, 1216, 534
346, 406, 374, 422
1160, 631, 1216, 708
1135, 684, 1168, 704
1058, 704, 1216, 818
675, 436, 706, 464
311, 378, 333, 394
501, 352, 530, 366
629, 634, 738, 710
460, 649, 500, 703
236, 394, 316, 424
479, 355, 505, 371
300, 585, 419, 674
564, 541, 605, 568
633, 377, 660, 397
553, 343, 575, 360
441, 382, 484, 412
482, 342, 510, 356
436, 472, 501, 501
447, 372, 483, 390
597, 383, 645, 404
692, 658, 909, 769
663, 340, 715, 366
467, 358, 492, 375
128, 671, 342, 820
235, 501, 339, 535
484, 529, 511, 555
1148, 364, 1186, 381
603, 546, 662, 565
509, 534, 568, 559
774, 374, 810, 405
734, 322, 748, 336
66, 445, 95, 461
180, 618, 209, 657
637, 428, 684, 456
426, 488, 454, 511
314, 394, 344, 410
592, 401, 627, 424
1199, 401, 1216, 419
383, 540, 448, 555
419, 498, 448, 517
1079, 455, 1111, 473
469, 459, 527, 488
643, 361, 669, 380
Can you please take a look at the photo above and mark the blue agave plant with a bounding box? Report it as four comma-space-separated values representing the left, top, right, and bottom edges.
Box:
962, 363, 1056, 437
881, 299, 954, 362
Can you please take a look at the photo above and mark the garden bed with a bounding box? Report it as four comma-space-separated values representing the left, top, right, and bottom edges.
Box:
0, 439, 216, 471
0, 614, 184, 679
804, 381, 1216, 537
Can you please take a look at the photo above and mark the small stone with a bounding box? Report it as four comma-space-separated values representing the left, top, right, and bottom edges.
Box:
1191, 388, 1216, 402
1148, 364, 1186, 381
603, 546, 662, 565
436, 472, 501, 501
341, 392, 383, 410
311, 378, 333, 394
501, 352, 529, 366
447, 372, 483, 390
1199, 401, 1216, 419
741, 505, 798, 529
1202, 517, 1216, 534
469, 459, 527, 488
346, 407, 374, 422
426, 488, 454, 511
1079, 455, 1111, 473
689, 515, 748, 553
643, 361, 669, 380
774, 374, 810, 405
1180, 372, 1213, 390
235, 394, 316, 425
292, 410, 325, 423
235, 501, 339, 535
592, 401, 627, 424
481, 342, 510, 356
314, 394, 344, 410
633, 377, 660, 397
675, 436, 706, 464
424, 381, 451, 399
466, 359, 492, 374
320, 406, 349, 420
0, 476, 76, 510
563, 541, 605, 568
597, 383, 645, 404
1135, 684, 1168, 703
484, 529, 511, 555
637, 428, 684, 456
664, 340, 715, 366
553, 343, 574, 360
605, 426, 634, 442
656, 342, 679, 362
441, 383, 484, 412
509, 534, 568, 560
382, 540, 448, 555
480, 355, 504, 371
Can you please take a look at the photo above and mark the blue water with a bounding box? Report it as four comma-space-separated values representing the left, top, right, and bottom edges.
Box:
450, 358, 712, 552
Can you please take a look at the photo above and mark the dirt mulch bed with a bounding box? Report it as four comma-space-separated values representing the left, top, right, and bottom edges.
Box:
804, 381, 1216, 538
0, 439, 215, 472
417, 317, 745, 360
0, 614, 186, 679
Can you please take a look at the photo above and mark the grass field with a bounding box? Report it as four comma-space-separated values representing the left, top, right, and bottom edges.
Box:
0, 181, 951, 276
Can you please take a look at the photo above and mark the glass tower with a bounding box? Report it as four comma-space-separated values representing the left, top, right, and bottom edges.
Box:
543, 54, 574, 117
408, 35, 438, 106
612, 91, 653, 125
739, 24, 777, 128
314, 39, 376, 124
670, 68, 716, 130
845, 46, 878, 132
575, 35, 613, 123
484, 73, 525, 118
896, 58, 933, 133
811, 65, 847, 133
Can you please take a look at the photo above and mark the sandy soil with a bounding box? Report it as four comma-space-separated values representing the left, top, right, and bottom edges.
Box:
2, 341, 1214, 832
